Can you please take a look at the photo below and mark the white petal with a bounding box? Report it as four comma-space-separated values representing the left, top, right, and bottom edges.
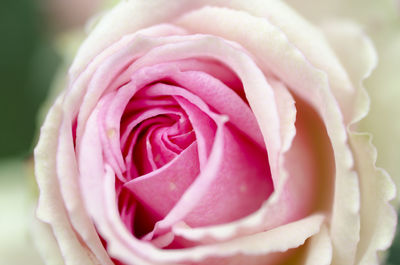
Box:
360, 32, 400, 207
31, 217, 64, 265
350, 133, 397, 265
303, 225, 332, 265
35, 95, 97, 265
322, 21, 397, 264
321, 21, 377, 125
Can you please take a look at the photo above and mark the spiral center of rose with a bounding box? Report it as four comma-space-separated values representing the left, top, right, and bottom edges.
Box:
121, 97, 195, 177
98, 59, 274, 246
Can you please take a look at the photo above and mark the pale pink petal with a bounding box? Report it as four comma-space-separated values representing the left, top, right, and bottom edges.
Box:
74, 25, 187, 151
97, 92, 126, 180
78, 104, 155, 265
267, 78, 297, 153
171, 58, 244, 94
170, 70, 265, 148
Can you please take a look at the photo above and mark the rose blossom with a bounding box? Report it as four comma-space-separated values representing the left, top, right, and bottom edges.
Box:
34, 1, 397, 265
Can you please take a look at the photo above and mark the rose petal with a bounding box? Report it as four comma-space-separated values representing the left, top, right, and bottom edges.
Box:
172, 92, 333, 245
323, 21, 397, 264
124, 116, 179, 180
175, 97, 272, 228
35, 95, 111, 265
124, 143, 199, 225
126, 34, 282, 185
31, 215, 65, 265
359, 28, 400, 208
137, 83, 218, 168
321, 21, 376, 125
79, 104, 155, 265
76, 33, 301, 263
350, 133, 397, 265
170, 70, 265, 148
202, 0, 355, 122
170, 78, 298, 242
267, 78, 297, 153
303, 225, 332, 265
175, 7, 361, 264
74, 24, 187, 152
103, 166, 325, 264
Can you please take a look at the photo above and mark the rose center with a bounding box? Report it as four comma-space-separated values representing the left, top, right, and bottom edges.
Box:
105, 60, 274, 247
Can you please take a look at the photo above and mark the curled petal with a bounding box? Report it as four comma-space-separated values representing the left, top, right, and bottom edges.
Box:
323, 21, 397, 264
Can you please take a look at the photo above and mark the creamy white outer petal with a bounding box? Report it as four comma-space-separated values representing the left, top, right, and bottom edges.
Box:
303, 225, 332, 265
70, 0, 200, 76
286, 0, 400, 207
32, 215, 65, 265
350, 133, 397, 265
71, 0, 355, 119
361, 31, 400, 207
321, 21, 376, 125
35, 95, 97, 265
321, 21, 397, 264
76, 0, 356, 123
217, 0, 355, 123
170, 214, 324, 261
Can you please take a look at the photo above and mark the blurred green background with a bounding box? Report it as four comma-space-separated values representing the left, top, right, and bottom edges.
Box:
0, 0, 60, 158
0, 0, 398, 264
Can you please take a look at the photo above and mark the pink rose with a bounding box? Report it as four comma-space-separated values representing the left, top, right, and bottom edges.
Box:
34, 1, 397, 264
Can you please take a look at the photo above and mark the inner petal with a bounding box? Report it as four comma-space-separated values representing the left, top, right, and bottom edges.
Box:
149, 127, 180, 167
136, 83, 219, 168
174, 99, 274, 228
124, 143, 200, 238
100, 55, 276, 249
123, 116, 172, 181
